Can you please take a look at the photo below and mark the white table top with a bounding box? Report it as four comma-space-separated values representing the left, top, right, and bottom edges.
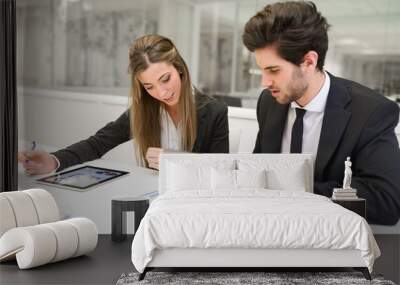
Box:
18, 159, 158, 234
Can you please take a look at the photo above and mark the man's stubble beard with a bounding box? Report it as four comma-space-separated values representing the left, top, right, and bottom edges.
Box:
281, 67, 308, 105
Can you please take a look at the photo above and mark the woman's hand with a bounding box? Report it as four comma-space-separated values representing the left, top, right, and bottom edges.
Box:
18, 150, 58, 175
145, 147, 164, 170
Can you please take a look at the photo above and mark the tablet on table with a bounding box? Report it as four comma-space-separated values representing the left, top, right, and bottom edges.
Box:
36, 165, 129, 192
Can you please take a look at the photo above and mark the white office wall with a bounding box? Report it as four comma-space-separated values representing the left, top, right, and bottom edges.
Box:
18, 88, 136, 165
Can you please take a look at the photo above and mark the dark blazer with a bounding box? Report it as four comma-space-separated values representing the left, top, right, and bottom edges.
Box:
53, 93, 229, 170
254, 73, 400, 225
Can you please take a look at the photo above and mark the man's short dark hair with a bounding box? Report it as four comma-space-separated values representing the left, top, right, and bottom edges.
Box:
242, 1, 330, 71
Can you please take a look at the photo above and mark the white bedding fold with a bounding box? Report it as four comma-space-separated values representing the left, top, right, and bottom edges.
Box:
131, 190, 380, 273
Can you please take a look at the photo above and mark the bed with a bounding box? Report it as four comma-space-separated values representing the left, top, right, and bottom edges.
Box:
131, 154, 380, 280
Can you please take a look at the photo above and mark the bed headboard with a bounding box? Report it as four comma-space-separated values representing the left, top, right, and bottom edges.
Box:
159, 153, 314, 194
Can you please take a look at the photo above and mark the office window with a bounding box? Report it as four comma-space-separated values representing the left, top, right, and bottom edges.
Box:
17, 0, 197, 95
17, 0, 400, 106
193, 0, 400, 107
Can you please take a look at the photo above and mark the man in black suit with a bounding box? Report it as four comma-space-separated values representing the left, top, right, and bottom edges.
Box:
242, 1, 400, 225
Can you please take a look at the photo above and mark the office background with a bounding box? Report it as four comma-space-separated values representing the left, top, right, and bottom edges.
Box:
14, 0, 400, 166
16, 0, 400, 108
4, 2, 398, 282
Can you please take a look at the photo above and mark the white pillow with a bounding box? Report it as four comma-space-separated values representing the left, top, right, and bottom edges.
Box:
211, 168, 267, 190
167, 162, 211, 191
211, 168, 236, 190
237, 169, 267, 188
164, 158, 236, 193
266, 164, 307, 191
238, 159, 309, 192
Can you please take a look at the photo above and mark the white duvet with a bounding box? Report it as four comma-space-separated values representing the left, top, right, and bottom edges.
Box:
131, 190, 380, 273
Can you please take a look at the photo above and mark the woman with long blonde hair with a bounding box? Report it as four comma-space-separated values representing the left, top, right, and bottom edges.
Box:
19, 35, 229, 173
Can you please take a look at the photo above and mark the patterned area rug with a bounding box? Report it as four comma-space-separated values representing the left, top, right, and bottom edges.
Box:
116, 271, 395, 285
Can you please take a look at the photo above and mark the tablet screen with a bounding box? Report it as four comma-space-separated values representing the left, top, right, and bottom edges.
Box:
36, 166, 129, 190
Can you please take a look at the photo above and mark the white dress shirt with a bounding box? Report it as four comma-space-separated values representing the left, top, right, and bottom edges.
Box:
281, 71, 331, 159
160, 108, 183, 151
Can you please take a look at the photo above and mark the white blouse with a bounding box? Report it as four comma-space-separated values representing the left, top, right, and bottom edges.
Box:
160, 108, 183, 151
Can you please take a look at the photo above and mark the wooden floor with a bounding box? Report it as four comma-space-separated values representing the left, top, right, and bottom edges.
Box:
1, 235, 398, 285
0, 235, 133, 285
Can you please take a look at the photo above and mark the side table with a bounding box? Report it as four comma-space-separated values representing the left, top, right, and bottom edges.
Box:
111, 197, 149, 242
332, 198, 366, 219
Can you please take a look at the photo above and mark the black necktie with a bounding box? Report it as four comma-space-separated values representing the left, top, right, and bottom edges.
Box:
290, 108, 306, 153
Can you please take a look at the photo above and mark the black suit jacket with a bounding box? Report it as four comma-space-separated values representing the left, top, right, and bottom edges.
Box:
53, 93, 229, 170
254, 73, 400, 225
